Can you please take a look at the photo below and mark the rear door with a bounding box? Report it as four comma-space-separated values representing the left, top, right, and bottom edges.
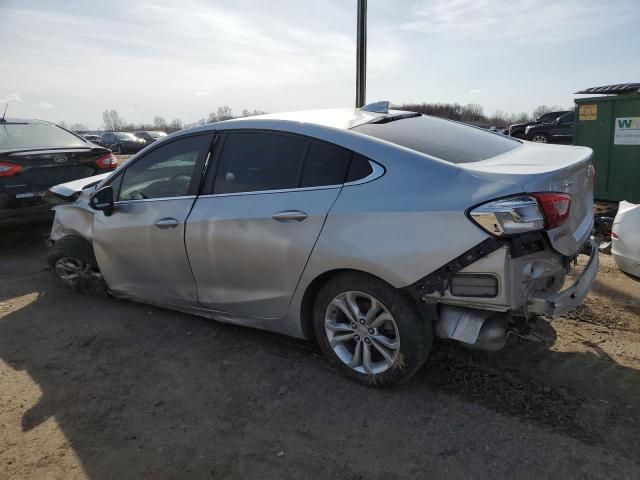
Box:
185, 131, 352, 319
92, 133, 212, 306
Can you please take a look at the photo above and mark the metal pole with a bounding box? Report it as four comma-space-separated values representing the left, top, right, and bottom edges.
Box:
356, 0, 367, 108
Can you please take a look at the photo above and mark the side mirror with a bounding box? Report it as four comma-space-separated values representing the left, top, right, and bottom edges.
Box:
89, 185, 115, 216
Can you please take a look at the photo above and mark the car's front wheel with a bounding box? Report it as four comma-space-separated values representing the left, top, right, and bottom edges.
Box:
313, 272, 433, 387
47, 236, 106, 294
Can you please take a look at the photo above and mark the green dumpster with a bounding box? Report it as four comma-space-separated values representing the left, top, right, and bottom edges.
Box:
574, 83, 640, 203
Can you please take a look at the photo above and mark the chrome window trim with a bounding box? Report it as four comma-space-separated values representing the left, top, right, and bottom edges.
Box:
196, 160, 384, 199
114, 195, 196, 205
198, 185, 342, 199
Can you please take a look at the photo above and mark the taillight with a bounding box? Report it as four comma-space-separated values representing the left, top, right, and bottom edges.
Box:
469, 195, 545, 236
531, 192, 571, 230
95, 152, 117, 170
0, 161, 23, 177
469, 192, 571, 236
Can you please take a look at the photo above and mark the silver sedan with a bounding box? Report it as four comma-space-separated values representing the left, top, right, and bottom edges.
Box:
47, 102, 598, 386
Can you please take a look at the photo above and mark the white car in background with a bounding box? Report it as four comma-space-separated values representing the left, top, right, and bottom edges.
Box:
612, 201, 640, 278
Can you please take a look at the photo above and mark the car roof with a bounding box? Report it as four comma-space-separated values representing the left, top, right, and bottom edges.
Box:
230, 108, 410, 130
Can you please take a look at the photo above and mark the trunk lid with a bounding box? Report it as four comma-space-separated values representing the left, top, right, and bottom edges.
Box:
0, 147, 110, 201
462, 143, 594, 256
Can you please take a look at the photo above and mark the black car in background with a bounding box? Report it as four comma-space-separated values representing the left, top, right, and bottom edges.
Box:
508, 110, 570, 139
83, 134, 101, 143
100, 131, 146, 154
524, 111, 575, 144
134, 130, 167, 145
0, 118, 117, 219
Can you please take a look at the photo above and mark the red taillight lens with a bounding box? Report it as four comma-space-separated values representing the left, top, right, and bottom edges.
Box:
95, 152, 117, 170
531, 192, 571, 230
0, 161, 23, 177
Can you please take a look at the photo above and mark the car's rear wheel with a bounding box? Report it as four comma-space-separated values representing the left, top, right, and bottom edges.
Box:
313, 272, 433, 387
531, 133, 549, 143
47, 236, 106, 294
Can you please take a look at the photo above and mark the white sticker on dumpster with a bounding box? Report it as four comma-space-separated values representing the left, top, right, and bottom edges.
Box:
614, 117, 640, 145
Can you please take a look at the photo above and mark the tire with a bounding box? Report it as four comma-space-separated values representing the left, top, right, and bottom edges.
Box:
313, 272, 433, 387
530, 133, 549, 143
47, 236, 106, 294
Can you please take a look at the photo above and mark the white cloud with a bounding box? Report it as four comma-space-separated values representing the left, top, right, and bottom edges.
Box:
195, 91, 210, 96
402, 0, 638, 44
34, 101, 54, 108
1, 93, 22, 103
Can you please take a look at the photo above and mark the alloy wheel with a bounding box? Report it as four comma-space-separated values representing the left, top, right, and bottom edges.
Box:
531, 134, 548, 143
325, 291, 400, 375
54, 257, 102, 286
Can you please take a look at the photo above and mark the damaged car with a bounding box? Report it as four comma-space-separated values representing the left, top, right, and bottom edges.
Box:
46, 102, 598, 386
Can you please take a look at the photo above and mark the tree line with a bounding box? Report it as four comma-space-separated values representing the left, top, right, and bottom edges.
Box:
59, 103, 568, 133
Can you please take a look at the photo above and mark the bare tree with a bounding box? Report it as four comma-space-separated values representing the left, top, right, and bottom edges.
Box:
206, 112, 218, 123
68, 122, 88, 132
153, 116, 167, 130
168, 119, 183, 132
216, 105, 233, 121
58, 120, 69, 129
532, 105, 562, 119
102, 110, 125, 131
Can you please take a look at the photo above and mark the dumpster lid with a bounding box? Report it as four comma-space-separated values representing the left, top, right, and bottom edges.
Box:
575, 83, 640, 95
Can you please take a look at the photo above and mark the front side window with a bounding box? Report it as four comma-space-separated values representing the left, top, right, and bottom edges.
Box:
118, 135, 209, 201
213, 132, 307, 194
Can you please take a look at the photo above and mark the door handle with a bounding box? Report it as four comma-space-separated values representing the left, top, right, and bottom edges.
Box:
154, 217, 179, 229
272, 210, 308, 223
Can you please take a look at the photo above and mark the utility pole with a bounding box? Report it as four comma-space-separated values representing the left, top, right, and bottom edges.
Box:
355, 0, 367, 108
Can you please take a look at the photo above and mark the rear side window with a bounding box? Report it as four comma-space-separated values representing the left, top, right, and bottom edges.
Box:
0, 123, 86, 149
346, 154, 373, 182
214, 132, 307, 194
352, 115, 520, 164
300, 142, 351, 187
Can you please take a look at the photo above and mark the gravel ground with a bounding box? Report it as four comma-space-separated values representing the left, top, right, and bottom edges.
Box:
1, 216, 639, 480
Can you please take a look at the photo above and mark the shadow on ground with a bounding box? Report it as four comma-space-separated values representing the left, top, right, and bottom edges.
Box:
1, 219, 639, 479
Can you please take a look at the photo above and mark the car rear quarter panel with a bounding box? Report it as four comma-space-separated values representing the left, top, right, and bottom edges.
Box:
283, 135, 527, 338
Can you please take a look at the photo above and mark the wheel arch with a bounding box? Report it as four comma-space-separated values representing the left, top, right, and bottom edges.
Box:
298, 267, 436, 340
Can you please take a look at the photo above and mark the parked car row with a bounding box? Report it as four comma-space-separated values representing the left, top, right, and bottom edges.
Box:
81, 131, 168, 153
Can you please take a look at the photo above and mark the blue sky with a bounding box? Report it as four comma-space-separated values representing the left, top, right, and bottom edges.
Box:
1, 0, 639, 128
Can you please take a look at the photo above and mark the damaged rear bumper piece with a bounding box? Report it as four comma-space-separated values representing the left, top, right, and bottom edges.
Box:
406, 235, 598, 351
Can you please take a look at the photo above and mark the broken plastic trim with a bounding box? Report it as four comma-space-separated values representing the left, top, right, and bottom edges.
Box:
404, 231, 547, 299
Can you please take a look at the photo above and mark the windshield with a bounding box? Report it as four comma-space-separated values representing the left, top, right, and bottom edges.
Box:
352, 115, 520, 164
0, 123, 87, 150
149, 131, 167, 138
115, 132, 138, 140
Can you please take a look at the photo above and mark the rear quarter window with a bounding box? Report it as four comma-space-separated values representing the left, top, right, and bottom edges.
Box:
352, 115, 520, 164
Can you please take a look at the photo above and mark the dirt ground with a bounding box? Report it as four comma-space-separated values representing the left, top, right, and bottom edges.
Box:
1, 215, 639, 480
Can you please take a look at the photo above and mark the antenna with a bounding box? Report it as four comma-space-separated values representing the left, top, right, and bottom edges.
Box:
0, 103, 7, 123
355, 0, 367, 108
